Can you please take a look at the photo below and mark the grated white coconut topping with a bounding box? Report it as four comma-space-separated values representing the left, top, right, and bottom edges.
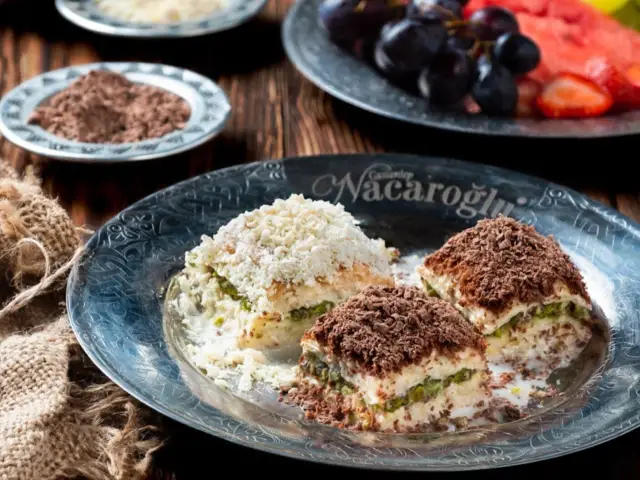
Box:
186, 194, 394, 313
94, 0, 227, 23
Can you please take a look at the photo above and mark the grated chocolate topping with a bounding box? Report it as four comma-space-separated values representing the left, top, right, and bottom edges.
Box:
280, 383, 357, 430
303, 284, 485, 375
423, 215, 590, 313
28, 70, 191, 144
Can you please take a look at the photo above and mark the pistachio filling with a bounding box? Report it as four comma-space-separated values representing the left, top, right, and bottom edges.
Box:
206, 266, 335, 320
301, 353, 476, 413
421, 279, 590, 338
380, 368, 475, 413
289, 301, 335, 322
491, 301, 590, 338
209, 270, 252, 311
300, 353, 355, 395
422, 279, 440, 298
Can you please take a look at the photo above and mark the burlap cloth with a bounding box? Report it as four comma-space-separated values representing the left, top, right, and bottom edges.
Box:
0, 160, 163, 480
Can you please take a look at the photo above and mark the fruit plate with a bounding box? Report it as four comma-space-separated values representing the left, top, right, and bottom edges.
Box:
282, 0, 640, 138
67, 153, 640, 470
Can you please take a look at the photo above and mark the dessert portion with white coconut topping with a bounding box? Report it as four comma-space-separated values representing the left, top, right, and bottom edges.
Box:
282, 285, 491, 432
418, 215, 594, 372
175, 194, 396, 351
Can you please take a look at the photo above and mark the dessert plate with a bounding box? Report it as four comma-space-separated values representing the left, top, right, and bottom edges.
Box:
282, 0, 640, 138
67, 153, 640, 470
55, 0, 268, 38
0, 62, 230, 163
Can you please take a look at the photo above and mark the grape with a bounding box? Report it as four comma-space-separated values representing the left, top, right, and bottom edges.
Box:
469, 6, 519, 41
447, 35, 475, 51
447, 26, 476, 52
418, 48, 475, 106
471, 55, 518, 115
493, 33, 541, 75
374, 40, 404, 77
375, 18, 448, 76
379, 18, 397, 38
374, 23, 417, 78
351, 38, 376, 63
474, 53, 492, 78
406, 0, 463, 21
373, 36, 421, 93
319, 0, 405, 44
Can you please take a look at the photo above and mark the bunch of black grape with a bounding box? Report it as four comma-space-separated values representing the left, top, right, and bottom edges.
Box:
318, 0, 541, 116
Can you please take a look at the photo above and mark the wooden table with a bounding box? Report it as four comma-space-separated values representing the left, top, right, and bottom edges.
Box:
2, 1, 640, 478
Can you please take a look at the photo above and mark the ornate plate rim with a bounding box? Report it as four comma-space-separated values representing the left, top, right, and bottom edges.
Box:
55, 0, 269, 38
67, 153, 640, 470
282, 0, 640, 139
0, 62, 231, 163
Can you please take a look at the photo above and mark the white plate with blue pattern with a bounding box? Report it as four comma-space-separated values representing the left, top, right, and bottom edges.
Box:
0, 62, 231, 163
55, 0, 268, 38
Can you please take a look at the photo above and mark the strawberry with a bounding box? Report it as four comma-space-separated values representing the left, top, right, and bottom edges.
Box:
516, 78, 542, 117
584, 56, 640, 111
464, 96, 481, 115
536, 72, 613, 118
626, 64, 640, 88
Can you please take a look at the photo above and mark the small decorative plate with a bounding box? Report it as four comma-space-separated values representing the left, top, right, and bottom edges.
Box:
282, 0, 640, 138
0, 62, 231, 163
67, 153, 640, 470
55, 0, 267, 38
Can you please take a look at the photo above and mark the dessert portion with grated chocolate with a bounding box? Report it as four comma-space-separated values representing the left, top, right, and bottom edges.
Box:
282, 284, 491, 432
418, 215, 593, 372
28, 70, 191, 144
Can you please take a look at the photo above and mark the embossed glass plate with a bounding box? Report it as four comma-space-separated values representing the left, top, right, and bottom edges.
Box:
0, 62, 231, 163
282, 0, 640, 138
55, 0, 267, 38
68, 153, 640, 470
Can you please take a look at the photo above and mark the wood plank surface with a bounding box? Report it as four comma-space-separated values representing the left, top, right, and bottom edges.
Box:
2, 0, 638, 223
1, 0, 640, 479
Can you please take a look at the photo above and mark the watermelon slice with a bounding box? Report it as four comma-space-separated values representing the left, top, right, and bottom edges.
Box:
465, 0, 640, 80
516, 13, 590, 83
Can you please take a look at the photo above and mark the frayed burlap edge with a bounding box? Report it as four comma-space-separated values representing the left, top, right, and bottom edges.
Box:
0, 160, 165, 480
45, 317, 164, 480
